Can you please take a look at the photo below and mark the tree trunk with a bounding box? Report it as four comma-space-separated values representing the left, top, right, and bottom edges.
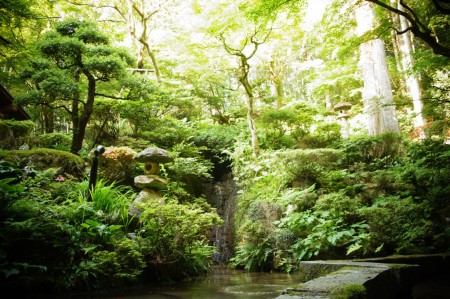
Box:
71, 70, 81, 154
239, 67, 259, 158
356, 3, 401, 135
391, 0, 426, 138
244, 87, 259, 158
42, 103, 54, 133
71, 71, 96, 154
142, 40, 161, 83
137, 44, 146, 69
269, 60, 284, 109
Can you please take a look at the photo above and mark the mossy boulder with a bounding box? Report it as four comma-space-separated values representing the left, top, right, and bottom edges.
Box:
0, 148, 85, 177
0, 120, 34, 149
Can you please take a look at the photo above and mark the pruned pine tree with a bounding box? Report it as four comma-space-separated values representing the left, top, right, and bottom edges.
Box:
35, 19, 132, 153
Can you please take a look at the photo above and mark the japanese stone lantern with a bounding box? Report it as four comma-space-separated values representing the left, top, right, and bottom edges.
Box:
129, 147, 174, 216
333, 102, 352, 138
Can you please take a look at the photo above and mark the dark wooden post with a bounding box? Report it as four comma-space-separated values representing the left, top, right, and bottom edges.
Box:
87, 145, 105, 201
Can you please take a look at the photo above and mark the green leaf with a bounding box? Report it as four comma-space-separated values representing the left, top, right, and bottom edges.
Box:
346, 243, 362, 255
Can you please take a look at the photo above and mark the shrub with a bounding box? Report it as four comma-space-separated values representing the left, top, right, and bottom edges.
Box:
33, 133, 72, 151
299, 122, 342, 149
279, 148, 342, 188
357, 196, 436, 255
0, 120, 34, 149
91, 238, 145, 286
258, 108, 301, 149
98, 146, 137, 185
0, 148, 85, 178
337, 132, 404, 168
315, 192, 362, 222
137, 199, 222, 280
231, 201, 282, 271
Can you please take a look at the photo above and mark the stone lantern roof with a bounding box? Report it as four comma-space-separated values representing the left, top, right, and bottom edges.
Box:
333, 102, 352, 112
134, 147, 174, 164
333, 102, 352, 119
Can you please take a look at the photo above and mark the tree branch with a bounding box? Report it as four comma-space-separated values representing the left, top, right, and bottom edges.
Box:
95, 93, 125, 100
365, 0, 450, 58
66, 0, 115, 9
432, 0, 450, 14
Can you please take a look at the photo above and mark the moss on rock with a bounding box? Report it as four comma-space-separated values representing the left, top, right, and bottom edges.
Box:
0, 148, 85, 177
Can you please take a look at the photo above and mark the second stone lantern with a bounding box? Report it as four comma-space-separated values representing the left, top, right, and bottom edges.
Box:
334, 102, 352, 139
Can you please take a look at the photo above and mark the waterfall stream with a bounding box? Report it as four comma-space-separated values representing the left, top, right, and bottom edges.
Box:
203, 173, 238, 263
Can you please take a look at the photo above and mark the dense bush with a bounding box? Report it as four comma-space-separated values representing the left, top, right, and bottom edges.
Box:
229, 136, 450, 272
137, 198, 222, 280
31, 133, 72, 151
98, 146, 138, 185
0, 161, 222, 294
0, 148, 85, 178
336, 132, 404, 169
279, 148, 342, 189
0, 120, 35, 149
298, 122, 342, 149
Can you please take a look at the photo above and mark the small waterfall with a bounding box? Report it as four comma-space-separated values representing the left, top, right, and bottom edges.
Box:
203, 173, 238, 264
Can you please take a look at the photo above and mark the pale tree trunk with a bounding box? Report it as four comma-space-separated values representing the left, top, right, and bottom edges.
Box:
241, 75, 259, 158
115, 0, 161, 83
390, 0, 426, 138
356, 3, 401, 135
269, 60, 284, 109
219, 31, 268, 158
238, 55, 259, 157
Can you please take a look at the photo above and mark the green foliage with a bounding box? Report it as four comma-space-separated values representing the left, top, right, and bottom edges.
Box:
114, 136, 155, 152
0, 160, 221, 293
258, 108, 301, 149
0, 120, 35, 148
91, 238, 145, 285
280, 148, 342, 188
32, 133, 72, 151
230, 201, 283, 271
358, 196, 435, 255
230, 130, 450, 272
164, 142, 214, 197
190, 122, 241, 157
399, 139, 450, 209
230, 239, 274, 271
0, 148, 85, 177
137, 198, 222, 279
277, 190, 369, 261
87, 179, 134, 223
98, 146, 138, 185
300, 122, 342, 149
137, 118, 190, 148
336, 132, 404, 169
0, 120, 34, 138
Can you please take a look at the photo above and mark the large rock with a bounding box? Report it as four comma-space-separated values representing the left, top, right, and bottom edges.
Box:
128, 188, 164, 217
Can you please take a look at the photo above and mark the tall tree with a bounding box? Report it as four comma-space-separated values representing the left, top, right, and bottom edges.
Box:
107, 0, 162, 82
390, 0, 427, 138
0, 0, 33, 50
34, 18, 132, 153
356, 2, 401, 135
218, 26, 272, 158
66, 0, 171, 83
365, 0, 450, 58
